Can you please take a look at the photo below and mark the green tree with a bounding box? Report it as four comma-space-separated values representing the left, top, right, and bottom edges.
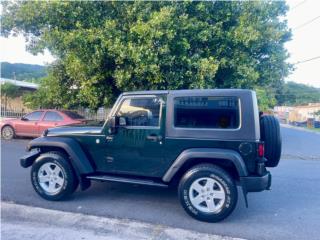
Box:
255, 87, 276, 111
0, 82, 21, 110
2, 1, 292, 110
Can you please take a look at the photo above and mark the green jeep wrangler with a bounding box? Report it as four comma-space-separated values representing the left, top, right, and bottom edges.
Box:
21, 89, 281, 222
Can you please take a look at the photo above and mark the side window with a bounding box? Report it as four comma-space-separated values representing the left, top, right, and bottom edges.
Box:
174, 96, 240, 129
43, 111, 63, 121
24, 111, 44, 121
116, 97, 161, 127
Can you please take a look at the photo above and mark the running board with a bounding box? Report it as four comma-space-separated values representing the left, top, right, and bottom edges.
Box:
86, 175, 168, 188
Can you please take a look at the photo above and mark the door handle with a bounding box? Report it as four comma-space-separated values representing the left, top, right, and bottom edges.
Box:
106, 136, 114, 142
146, 134, 162, 142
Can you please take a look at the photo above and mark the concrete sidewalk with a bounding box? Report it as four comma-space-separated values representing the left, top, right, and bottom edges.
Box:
1, 202, 244, 240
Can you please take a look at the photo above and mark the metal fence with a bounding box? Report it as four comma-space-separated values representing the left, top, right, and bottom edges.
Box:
0, 107, 29, 119
76, 108, 111, 121
0, 106, 111, 121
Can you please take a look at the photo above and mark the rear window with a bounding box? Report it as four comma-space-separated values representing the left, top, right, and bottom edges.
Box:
43, 111, 63, 121
62, 111, 84, 119
174, 96, 240, 129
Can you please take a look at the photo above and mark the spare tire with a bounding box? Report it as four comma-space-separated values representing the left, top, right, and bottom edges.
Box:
260, 115, 282, 167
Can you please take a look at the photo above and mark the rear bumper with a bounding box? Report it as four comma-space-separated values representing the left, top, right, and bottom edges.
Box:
20, 151, 40, 168
241, 172, 272, 192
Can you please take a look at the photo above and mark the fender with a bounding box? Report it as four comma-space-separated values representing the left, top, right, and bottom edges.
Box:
25, 137, 94, 175
162, 148, 248, 182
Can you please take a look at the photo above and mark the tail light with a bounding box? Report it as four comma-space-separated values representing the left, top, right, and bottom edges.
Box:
258, 142, 264, 158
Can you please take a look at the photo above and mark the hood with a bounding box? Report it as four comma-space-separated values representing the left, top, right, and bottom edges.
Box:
46, 125, 103, 136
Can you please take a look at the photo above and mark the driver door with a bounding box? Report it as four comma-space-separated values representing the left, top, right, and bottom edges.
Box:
14, 111, 44, 136
104, 95, 165, 177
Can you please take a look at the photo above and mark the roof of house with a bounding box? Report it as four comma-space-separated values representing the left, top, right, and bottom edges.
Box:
0, 78, 39, 90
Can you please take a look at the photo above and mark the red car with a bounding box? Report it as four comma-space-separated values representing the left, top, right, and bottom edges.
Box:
1, 110, 85, 140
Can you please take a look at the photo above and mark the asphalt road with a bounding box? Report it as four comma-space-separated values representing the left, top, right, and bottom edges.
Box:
1, 126, 320, 240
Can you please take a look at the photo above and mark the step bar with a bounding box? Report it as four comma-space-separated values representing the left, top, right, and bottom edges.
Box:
86, 175, 168, 188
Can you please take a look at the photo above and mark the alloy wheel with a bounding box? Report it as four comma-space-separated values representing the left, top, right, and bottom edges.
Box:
38, 162, 65, 195
188, 177, 226, 213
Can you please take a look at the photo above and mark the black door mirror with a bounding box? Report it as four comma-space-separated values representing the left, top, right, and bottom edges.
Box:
21, 116, 28, 121
107, 116, 118, 134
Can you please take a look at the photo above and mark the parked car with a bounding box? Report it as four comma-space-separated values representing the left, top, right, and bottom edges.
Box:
20, 89, 281, 222
1, 110, 85, 140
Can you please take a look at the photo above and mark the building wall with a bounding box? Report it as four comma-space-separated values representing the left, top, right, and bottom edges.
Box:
274, 103, 320, 122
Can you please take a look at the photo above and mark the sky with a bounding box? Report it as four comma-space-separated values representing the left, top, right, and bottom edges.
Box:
0, 0, 319, 88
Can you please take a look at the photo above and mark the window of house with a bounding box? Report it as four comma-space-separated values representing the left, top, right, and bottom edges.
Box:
43, 111, 63, 121
174, 96, 240, 129
116, 97, 161, 127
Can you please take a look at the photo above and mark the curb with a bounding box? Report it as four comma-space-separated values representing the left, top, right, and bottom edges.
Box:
281, 124, 320, 135
1, 202, 245, 240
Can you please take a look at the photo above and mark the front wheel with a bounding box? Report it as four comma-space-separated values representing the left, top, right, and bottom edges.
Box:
178, 164, 238, 222
31, 152, 79, 201
1, 126, 15, 140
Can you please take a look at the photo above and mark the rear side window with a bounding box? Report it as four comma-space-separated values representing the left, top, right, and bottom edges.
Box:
43, 111, 63, 121
174, 96, 240, 129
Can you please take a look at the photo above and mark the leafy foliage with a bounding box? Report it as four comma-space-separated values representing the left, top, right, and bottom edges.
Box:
0, 82, 21, 110
1, 82, 20, 98
1, 1, 292, 110
1, 62, 47, 82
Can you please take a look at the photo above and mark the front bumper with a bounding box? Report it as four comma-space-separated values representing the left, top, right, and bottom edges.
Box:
20, 151, 40, 168
241, 171, 272, 192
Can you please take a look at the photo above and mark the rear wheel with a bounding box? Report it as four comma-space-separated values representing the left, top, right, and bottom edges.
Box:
178, 164, 238, 222
1, 126, 15, 140
260, 115, 282, 167
31, 152, 78, 201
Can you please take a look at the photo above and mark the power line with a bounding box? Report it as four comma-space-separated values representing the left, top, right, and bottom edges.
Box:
291, 0, 307, 11
294, 55, 320, 65
293, 15, 320, 30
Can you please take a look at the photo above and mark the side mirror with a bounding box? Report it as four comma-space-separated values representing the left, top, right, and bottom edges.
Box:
107, 116, 117, 135
119, 117, 127, 126
21, 116, 28, 121
107, 117, 116, 134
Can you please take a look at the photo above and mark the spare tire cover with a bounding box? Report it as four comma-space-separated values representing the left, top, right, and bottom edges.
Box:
260, 115, 282, 167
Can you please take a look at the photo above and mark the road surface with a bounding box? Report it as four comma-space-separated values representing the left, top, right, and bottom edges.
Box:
1, 126, 320, 240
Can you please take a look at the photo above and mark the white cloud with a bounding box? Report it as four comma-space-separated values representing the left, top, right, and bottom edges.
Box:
0, 35, 55, 65
285, 0, 320, 87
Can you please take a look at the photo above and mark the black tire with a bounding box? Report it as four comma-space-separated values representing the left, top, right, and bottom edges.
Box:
31, 151, 79, 201
178, 164, 238, 222
260, 115, 282, 167
1, 125, 15, 140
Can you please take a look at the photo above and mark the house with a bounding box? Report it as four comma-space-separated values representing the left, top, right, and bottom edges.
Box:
274, 103, 320, 123
0, 78, 39, 113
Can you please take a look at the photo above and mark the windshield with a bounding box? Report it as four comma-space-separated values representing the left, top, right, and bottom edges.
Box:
62, 111, 85, 119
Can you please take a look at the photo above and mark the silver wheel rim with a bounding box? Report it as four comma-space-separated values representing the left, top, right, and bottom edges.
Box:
38, 163, 65, 195
2, 127, 13, 139
188, 177, 226, 213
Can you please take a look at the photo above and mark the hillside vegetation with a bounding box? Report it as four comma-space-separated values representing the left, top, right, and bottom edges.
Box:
1, 62, 47, 82
278, 81, 320, 106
